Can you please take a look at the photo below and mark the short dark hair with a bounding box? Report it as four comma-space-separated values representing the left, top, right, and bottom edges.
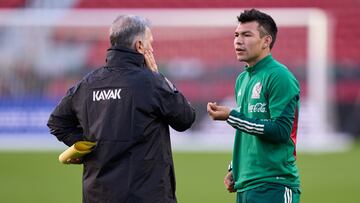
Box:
237, 9, 278, 49
109, 15, 151, 48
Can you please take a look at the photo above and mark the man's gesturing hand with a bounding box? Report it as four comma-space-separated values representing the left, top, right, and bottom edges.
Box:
207, 102, 230, 120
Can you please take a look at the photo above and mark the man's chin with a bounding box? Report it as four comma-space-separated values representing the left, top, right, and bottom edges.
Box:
236, 56, 246, 62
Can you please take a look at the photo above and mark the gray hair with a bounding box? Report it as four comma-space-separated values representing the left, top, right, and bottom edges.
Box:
109, 15, 151, 49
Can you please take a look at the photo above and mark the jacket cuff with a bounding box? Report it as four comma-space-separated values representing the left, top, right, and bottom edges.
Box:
63, 133, 83, 147
228, 161, 233, 172
226, 109, 239, 123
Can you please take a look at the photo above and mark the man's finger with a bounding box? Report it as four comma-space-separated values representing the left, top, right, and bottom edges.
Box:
207, 103, 213, 112
208, 102, 217, 111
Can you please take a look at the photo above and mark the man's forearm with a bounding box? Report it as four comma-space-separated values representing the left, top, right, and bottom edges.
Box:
48, 116, 84, 146
226, 110, 292, 143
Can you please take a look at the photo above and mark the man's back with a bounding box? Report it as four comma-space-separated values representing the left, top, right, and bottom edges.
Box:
48, 46, 196, 202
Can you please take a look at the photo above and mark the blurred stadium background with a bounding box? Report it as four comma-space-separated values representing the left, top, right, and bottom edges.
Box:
0, 0, 359, 202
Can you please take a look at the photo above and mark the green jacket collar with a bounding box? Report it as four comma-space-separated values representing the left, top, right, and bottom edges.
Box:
245, 54, 273, 73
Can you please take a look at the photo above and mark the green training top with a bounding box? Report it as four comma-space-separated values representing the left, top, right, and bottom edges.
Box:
226, 54, 300, 192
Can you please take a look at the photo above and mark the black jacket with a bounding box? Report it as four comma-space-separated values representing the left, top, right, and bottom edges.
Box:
47, 46, 196, 203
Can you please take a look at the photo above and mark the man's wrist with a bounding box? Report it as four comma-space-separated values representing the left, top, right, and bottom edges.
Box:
225, 109, 235, 122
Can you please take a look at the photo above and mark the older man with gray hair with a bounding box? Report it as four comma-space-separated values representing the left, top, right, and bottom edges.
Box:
48, 15, 196, 203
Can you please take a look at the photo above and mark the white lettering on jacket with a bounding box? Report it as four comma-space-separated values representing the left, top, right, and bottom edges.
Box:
93, 89, 121, 101
248, 102, 267, 113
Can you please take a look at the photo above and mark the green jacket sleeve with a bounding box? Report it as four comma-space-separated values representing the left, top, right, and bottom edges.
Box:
226, 97, 298, 143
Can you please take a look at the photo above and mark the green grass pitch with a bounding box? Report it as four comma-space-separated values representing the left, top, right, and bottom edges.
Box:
1, 141, 360, 202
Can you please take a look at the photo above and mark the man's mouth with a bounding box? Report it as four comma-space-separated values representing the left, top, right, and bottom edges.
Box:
236, 48, 246, 52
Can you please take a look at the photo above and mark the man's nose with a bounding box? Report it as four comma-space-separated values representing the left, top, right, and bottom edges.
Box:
235, 37, 243, 45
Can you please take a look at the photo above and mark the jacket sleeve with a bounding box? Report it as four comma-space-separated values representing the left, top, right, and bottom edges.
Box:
226, 70, 300, 143
47, 85, 84, 146
152, 73, 196, 132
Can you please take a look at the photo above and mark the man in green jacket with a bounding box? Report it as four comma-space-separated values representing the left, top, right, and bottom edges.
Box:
207, 9, 301, 203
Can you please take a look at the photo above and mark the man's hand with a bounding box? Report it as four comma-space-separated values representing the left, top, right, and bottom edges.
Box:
144, 49, 158, 72
207, 102, 230, 120
224, 171, 236, 193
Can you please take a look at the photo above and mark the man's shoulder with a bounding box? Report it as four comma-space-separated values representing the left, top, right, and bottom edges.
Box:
267, 58, 287, 70
82, 67, 106, 83
84, 66, 154, 83
237, 70, 248, 79
235, 70, 250, 82
265, 59, 296, 79
234, 71, 247, 87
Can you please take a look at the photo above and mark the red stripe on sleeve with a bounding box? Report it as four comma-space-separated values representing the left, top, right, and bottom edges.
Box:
290, 108, 299, 158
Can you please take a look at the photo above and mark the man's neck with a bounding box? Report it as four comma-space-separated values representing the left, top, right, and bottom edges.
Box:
246, 51, 271, 67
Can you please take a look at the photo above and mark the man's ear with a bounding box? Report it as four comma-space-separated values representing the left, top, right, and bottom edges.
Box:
135, 40, 144, 54
262, 35, 272, 49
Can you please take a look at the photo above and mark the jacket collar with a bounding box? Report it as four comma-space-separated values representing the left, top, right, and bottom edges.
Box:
245, 54, 273, 73
106, 45, 145, 68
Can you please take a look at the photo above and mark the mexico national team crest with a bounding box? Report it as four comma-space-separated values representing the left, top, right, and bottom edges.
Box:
251, 82, 262, 99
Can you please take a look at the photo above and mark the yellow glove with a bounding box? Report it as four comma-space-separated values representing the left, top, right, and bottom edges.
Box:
58, 141, 96, 164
